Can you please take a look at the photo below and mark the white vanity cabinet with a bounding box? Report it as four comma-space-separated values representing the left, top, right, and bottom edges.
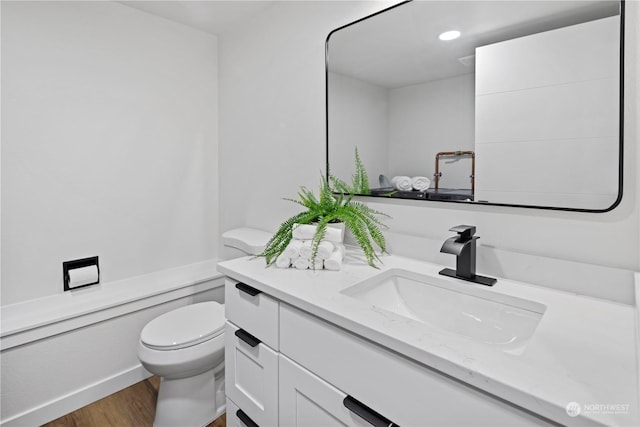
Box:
279, 304, 555, 427
224, 278, 555, 427
225, 279, 280, 427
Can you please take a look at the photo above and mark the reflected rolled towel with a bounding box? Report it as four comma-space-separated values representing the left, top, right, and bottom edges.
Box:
283, 240, 303, 259
299, 240, 313, 259
324, 247, 345, 271
292, 224, 344, 243
293, 257, 310, 270
391, 176, 412, 191
411, 176, 431, 192
275, 253, 291, 269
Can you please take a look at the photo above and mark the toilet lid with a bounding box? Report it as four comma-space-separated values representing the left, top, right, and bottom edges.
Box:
141, 302, 225, 350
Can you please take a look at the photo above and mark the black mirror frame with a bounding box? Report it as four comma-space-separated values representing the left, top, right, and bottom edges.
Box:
325, 0, 625, 213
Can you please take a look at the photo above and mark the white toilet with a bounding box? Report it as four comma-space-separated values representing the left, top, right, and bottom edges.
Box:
138, 227, 272, 427
138, 301, 226, 426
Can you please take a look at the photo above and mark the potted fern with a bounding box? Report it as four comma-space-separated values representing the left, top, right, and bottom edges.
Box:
259, 149, 389, 268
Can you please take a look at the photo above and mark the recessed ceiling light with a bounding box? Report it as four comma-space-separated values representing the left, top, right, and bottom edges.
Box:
439, 30, 461, 41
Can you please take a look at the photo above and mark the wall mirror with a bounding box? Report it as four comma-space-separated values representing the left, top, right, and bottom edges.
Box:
326, 0, 624, 211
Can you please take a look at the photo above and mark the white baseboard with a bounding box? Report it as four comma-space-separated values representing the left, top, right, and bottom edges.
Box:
1, 365, 150, 427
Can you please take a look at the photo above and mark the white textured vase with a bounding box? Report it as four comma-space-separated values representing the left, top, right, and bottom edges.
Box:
325, 222, 346, 243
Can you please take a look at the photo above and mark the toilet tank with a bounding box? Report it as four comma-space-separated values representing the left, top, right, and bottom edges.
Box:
221, 228, 272, 259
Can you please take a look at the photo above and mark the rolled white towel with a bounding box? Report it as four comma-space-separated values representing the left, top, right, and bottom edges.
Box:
411, 176, 431, 192
299, 240, 313, 259
324, 247, 345, 271
310, 258, 324, 270
293, 257, 310, 270
391, 176, 412, 191
299, 240, 336, 260
317, 241, 335, 260
275, 253, 291, 269
292, 223, 344, 243
282, 240, 303, 259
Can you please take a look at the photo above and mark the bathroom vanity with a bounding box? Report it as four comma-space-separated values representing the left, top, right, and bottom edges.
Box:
218, 253, 639, 427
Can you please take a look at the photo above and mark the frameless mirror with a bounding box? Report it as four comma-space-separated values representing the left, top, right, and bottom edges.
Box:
326, 0, 623, 211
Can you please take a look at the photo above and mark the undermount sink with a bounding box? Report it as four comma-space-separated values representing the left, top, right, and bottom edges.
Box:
341, 269, 546, 353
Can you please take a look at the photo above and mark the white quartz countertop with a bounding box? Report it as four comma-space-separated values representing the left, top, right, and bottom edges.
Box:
217, 252, 639, 427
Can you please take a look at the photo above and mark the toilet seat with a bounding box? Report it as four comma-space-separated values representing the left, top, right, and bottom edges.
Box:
141, 302, 225, 351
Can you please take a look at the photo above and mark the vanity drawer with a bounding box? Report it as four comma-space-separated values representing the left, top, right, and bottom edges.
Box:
280, 354, 388, 427
280, 304, 554, 426
225, 278, 279, 349
226, 398, 260, 427
225, 321, 279, 427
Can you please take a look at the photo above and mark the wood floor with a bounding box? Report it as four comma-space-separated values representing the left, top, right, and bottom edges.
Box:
43, 377, 226, 427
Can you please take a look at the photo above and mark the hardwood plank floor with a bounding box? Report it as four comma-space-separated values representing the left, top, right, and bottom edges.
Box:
43, 377, 226, 427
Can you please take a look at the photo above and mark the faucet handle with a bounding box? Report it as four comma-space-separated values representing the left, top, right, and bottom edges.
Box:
449, 225, 476, 239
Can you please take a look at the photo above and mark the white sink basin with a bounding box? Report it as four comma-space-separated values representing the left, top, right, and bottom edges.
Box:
341, 269, 546, 353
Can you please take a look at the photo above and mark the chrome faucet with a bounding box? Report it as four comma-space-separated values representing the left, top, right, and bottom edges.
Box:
439, 225, 496, 286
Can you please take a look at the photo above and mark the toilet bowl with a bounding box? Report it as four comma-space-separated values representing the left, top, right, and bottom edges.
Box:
138, 301, 226, 427
137, 228, 271, 426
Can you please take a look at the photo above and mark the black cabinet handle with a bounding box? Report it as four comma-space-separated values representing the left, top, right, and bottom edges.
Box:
236, 409, 259, 427
235, 328, 261, 347
343, 395, 399, 427
236, 282, 262, 296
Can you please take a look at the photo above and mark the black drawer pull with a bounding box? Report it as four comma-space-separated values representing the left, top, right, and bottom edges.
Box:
235, 328, 261, 347
236, 282, 262, 296
236, 409, 259, 427
343, 395, 400, 427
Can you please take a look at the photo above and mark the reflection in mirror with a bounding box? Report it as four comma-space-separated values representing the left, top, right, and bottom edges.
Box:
327, 0, 623, 211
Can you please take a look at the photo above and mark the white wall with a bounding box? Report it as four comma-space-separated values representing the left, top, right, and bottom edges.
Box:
1, 1, 219, 305
219, 1, 398, 237
219, 1, 638, 299
328, 71, 388, 185
388, 74, 475, 188
328, 71, 475, 190
328, 71, 475, 191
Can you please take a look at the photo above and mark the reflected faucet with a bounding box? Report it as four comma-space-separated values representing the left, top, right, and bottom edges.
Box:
439, 225, 496, 286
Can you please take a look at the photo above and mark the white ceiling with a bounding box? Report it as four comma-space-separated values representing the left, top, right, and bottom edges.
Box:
117, 0, 620, 88
328, 0, 620, 88
118, 1, 275, 35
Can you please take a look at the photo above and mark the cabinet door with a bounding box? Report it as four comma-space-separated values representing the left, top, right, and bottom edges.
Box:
225, 321, 279, 426
280, 354, 396, 427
